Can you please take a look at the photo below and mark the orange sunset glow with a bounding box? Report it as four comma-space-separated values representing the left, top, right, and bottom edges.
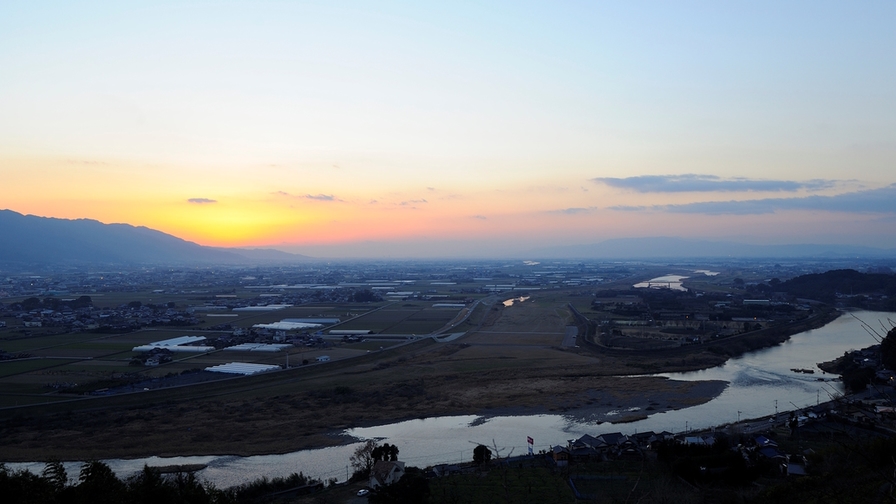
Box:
1, 2, 894, 258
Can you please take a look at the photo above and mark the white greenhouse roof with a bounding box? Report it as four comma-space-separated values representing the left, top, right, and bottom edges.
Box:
224, 343, 292, 352
147, 336, 207, 346
132, 336, 213, 352
233, 304, 292, 312
205, 362, 281, 375
282, 318, 341, 324
132, 345, 215, 353
253, 321, 322, 330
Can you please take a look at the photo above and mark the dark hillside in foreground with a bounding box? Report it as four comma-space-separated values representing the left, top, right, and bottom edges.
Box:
0, 210, 311, 267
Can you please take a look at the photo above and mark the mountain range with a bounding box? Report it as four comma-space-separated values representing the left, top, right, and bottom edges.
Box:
0, 210, 310, 267
1, 209, 894, 266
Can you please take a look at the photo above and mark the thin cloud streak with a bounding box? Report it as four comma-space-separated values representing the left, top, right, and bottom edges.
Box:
187, 198, 217, 204
593, 174, 837, 193
273, 191, 340, 202
609, 185, 896, 215
304, 194, 337, 201
547, 207, 596, 215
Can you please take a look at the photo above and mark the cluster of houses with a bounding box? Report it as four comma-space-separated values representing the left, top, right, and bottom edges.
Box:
551, 431, 665, 466
1, 300, 201, 334
548, 429, 813, 479
547, 397, 895, 478
198, 286, 385, 312
834, 397, 896, 427
209, 329, 332, 352
747, 435, 808, 476
840, 344, 896, 385
375, 407, 893, 493
130, 347, 174, 367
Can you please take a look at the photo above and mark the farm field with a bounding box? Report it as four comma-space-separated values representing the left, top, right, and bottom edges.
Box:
0, 358, 75, 378
329, 303, 460, 335
0, 297, 470, 409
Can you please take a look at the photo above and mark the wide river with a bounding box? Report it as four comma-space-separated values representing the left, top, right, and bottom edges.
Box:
9, 310, 894, 488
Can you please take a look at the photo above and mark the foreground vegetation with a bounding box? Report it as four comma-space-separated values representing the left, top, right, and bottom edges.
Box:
6, 424, 896, 504
299, 423, 896, 504
0, 461, 324, 504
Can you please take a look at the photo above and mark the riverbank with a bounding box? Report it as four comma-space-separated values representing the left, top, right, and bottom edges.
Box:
581, 306, 841, 360
0, 370, 729, 462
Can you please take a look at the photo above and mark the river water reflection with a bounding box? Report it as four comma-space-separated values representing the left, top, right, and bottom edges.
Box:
8, 311, 894, 488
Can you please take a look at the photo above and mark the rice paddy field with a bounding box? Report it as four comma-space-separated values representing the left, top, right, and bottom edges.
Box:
316, 302, 459, 335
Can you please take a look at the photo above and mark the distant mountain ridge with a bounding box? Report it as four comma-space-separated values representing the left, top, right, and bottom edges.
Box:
526, 237, 896, 260
3, 210, 894, 266
0, 210, 312, 267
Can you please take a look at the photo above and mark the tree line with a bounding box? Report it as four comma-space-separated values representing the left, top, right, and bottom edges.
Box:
0, 460, 321, 504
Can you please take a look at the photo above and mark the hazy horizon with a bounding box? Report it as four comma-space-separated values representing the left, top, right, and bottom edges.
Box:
2, 2, 894, 258
5, 208, 896, 263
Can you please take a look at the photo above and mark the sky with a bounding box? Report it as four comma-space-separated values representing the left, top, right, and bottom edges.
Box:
1, 1, 894, 258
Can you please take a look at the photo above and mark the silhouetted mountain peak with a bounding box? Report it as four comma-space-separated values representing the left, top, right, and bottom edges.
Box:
0, 210, 311, 267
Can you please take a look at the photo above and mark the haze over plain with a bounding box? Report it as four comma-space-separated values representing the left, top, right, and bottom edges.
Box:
1, 1, 894, 258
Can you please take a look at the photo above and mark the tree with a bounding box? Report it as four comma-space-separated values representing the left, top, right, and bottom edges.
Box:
76, 460, 125, 504
881, 326, 896, 370
21, 297, 41, 310
0, 464, 57, 503
41, 459, 67, 491
0, 461, 236, 504
842, 366, 875, 393
473, 445, 492, 465
43, 297, 61, 310
70, 295, 92, 309
350, 440, 378, 479
352, 289, 381, 303
127, 465, 173, 504
352, 442, 401, 480
372, 443, 399, 463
